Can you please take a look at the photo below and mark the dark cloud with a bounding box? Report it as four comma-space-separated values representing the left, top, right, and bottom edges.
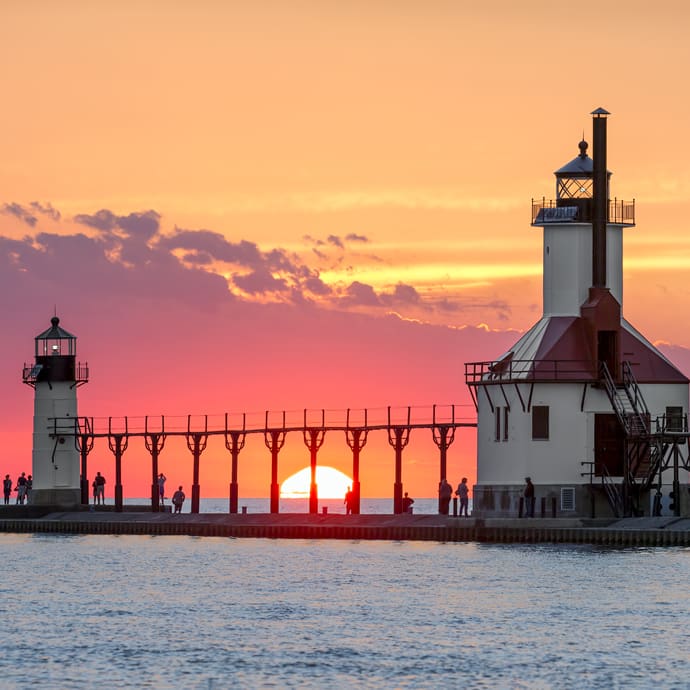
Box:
345, 233, 368, 243
1, 202, 37, 227
73, 209, 118, 231
327, 235, 344, 249
73, 209, 160, 240
29, 201, 61, 221
381, 283, 421, 306
117, 211, 161, 240
233, 267, 288, 294
342, 281, 381, 307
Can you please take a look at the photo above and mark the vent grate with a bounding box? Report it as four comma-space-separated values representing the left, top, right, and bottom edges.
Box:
561, 487, 576, 512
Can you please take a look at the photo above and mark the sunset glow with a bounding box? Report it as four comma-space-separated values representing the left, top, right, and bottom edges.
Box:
2, 2, 690, 498
281, 467, 353, 500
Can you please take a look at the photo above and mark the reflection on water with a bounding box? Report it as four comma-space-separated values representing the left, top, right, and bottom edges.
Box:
2, 535, 689, 688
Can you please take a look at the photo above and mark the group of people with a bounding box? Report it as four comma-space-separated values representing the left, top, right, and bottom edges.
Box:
91, 471, 185, 512
3, 472, 32, 505
438, 478, 470, 516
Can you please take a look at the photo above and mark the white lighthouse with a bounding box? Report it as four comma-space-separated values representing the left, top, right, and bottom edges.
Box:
22, 317, 88, 507
466, 109, 689, 518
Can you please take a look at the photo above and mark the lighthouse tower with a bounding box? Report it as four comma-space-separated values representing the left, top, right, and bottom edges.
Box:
22, 317, 88, 507
465, 109, 689, 518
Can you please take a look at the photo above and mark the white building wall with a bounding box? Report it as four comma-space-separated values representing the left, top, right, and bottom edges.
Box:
32, 381, 80, 490
476, 380, 689, 487
542, 223, 623, 316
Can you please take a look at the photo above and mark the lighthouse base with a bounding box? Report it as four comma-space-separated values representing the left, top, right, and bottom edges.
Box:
29, 488, 81, 509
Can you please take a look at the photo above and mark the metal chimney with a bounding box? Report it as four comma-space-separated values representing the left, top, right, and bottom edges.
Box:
591, 107, 610, 288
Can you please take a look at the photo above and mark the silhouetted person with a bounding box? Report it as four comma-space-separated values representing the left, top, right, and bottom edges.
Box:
172, 486, 185, 514
15, 472, 27, 505
344, 486, 353, 514
455, 477, 469, 517
524, 477, 535, 517
402, 492, 414, 514
439, 478, 453, 515
3, 474, 12, 505
26, 475, 32, 504
93, 472, 106, 505
157, 473, 167, 506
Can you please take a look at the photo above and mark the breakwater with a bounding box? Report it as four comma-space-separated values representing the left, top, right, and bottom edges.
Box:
1, 512, 689, 546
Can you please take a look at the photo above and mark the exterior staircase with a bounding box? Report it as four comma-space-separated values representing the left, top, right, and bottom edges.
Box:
600, 361, 657, 514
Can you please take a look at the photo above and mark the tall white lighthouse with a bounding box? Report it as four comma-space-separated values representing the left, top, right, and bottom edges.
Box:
466, 109, 689, 518
22, 317, 88, 507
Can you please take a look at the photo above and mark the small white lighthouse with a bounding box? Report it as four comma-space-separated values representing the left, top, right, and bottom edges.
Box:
466, 109, 689, 518
22, 317, 88, 507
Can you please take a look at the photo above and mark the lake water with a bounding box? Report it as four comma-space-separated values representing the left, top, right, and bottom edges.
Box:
1, 527, 689, 688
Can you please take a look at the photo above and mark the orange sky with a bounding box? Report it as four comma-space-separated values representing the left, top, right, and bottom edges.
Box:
1, 1, 690, 499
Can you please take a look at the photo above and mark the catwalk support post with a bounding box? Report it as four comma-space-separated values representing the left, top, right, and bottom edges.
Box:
264, 411, 286, 514
186, 415, 208, 514
432, 405, 457, 513
224, 413, 246, 514
345, 409, 368, 515
303, 409, 326, 515
144, 416, 166, 512
107, 417, 129, 513
387, 407, 411, 514
75, 417, 94, 506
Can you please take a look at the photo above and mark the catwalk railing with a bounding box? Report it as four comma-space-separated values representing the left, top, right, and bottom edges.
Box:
47, 404, 477, 517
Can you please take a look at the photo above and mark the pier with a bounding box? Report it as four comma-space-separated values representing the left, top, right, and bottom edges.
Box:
1, 510, 689, 546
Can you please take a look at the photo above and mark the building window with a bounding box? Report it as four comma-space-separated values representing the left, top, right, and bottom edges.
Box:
532, 406, 549, 440
494, 407, 501, 441
665, 406, 683, 432
503, 406, 509, 441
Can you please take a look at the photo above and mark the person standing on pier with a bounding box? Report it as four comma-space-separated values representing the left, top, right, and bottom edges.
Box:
402, 492, 414, 514
439, 478, 453, 515
93, 472, 106, 505
172, 486, 185, 514
26, 475, 33, 504
344, 486, 353, 515
455, 478, 469, 517
3, 474, 12, 505
157, 473, 167, 506
15, 472, 28, 505
523, 477, 535, 518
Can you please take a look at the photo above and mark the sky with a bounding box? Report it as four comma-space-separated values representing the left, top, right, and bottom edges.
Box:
2, 1, 690, 499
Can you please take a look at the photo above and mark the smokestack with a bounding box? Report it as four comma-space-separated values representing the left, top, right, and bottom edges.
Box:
591, 107, 610, 288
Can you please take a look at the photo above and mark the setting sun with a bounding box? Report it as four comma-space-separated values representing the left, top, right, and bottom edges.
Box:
281, 466, 353, 499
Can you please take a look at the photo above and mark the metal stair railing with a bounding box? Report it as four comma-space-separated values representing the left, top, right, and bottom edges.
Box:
601, 465, 624, 518
621, 361, 650, 434
599, 361, 649, 437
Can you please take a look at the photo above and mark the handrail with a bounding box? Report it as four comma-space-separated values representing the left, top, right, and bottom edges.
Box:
601, 465, 624, 518
465, 359, 596, 384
